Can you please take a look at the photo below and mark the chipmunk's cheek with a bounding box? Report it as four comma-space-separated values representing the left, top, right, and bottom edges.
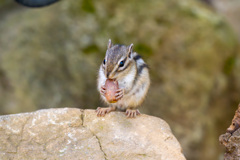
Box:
112, 73, 118, 79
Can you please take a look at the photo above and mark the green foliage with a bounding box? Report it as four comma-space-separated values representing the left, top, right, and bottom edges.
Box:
134, 43, 153, 58
224, 56, 236, 75
81, 0, 95, 13
82, 44, 99, 54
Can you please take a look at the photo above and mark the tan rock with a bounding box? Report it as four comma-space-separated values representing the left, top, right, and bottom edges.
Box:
0, 108, 185, 160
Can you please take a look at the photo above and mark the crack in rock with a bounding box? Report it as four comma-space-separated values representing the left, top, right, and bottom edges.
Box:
94, 134, 108, 160
80, 109, 84, 126
81, 110, 107, 160
16, 115, 32, 153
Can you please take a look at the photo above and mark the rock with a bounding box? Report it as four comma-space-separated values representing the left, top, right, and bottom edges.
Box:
0, 108, 185, 160
219, 129, 240, 160
219, 104, 240, 160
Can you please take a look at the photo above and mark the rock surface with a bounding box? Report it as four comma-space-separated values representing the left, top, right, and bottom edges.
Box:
219, 129, 240, 160
0, 108, 185, 160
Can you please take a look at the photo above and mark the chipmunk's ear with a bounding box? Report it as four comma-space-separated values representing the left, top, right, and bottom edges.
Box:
128, 43, 133, 59
108, 39, 112, 49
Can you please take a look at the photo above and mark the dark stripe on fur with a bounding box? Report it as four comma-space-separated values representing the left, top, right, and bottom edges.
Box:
138, 63, 148, 75
132, 63, 148, 90
133, 55, 142, 61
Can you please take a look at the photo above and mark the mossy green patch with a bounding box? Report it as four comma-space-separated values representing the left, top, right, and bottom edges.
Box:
82, 44, 99, 54
134, 43, 153, 58
81, 0, 95, 13
223, 56, 236, 75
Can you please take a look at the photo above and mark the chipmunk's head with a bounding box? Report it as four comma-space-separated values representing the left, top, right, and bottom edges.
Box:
102, 39, 135, 79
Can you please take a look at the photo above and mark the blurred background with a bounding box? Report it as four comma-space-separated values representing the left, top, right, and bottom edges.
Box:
0, 0, 240, 159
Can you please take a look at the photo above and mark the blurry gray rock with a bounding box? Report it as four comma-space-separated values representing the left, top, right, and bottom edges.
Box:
0, 108, 185, 160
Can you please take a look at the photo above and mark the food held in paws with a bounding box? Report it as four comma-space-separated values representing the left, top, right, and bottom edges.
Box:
105, 79, 119, 103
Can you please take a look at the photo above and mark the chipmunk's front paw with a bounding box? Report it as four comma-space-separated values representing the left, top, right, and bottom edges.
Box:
100, 86, 106, 96
96, 107, 116, 117
125, 109, 141, 118
115, 88, 124, 100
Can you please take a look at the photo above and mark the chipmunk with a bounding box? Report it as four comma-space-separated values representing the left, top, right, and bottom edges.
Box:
96, 39, 150, 118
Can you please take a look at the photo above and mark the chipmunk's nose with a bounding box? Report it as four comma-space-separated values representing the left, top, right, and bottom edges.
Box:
106, 72, 110, 78
106, 65, 114, 79
106, 67, 112, 78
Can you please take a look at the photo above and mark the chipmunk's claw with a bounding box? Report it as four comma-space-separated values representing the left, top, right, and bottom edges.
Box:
100, 86, 106, 96
96, 107, 116, 117
125, 109, 140, 118
115, 88, 124, 100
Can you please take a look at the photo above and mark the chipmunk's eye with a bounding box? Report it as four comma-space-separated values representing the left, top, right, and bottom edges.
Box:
103, 59, 106, 65
119, 60, 125, 67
